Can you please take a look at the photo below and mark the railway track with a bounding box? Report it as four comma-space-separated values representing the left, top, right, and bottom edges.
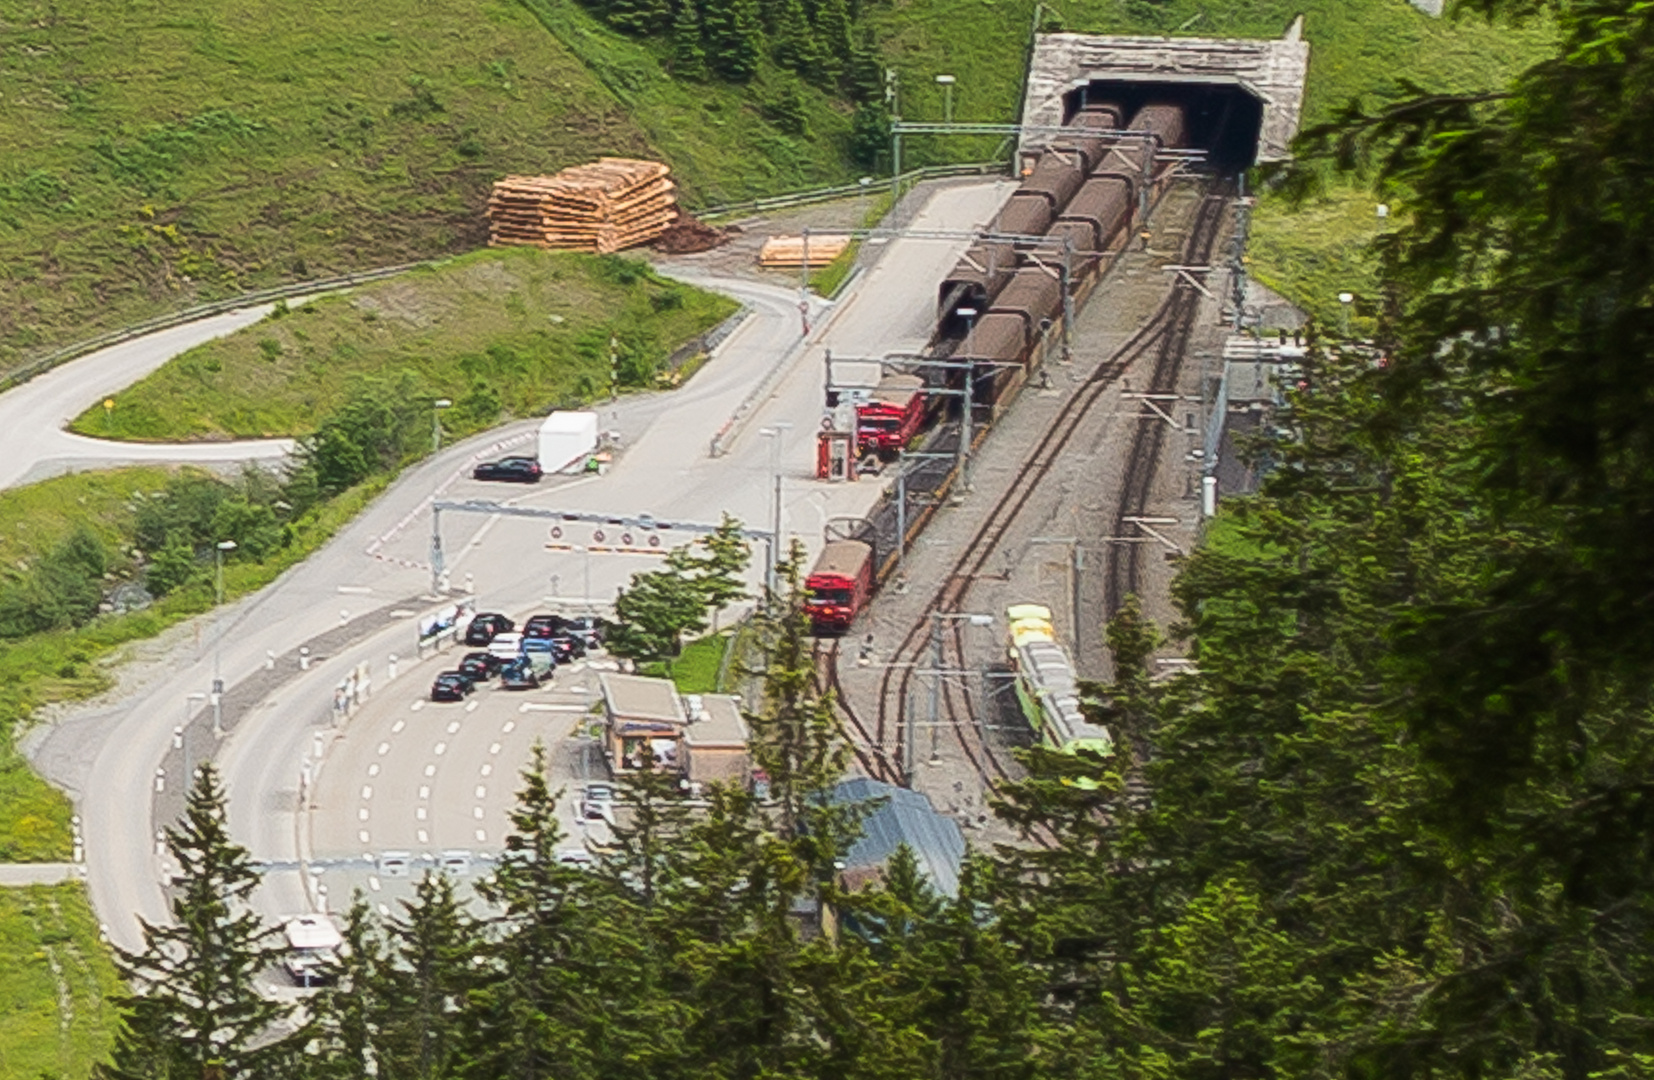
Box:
854, 180, 1233, 791
812, 637, 898, 783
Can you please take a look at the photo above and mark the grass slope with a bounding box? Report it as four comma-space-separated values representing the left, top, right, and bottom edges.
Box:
0, 0, 826, 376
73, 248, 736, 441
0, 883, 121, 1079
0, 0, 1544, 370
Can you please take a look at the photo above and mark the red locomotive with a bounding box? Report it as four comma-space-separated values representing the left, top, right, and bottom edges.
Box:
804, 539, 874, 635
855, 374, 928, 456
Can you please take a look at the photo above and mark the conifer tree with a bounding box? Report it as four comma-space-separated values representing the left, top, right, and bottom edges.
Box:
810, 0, 852, 83
771, 0, 819, 75
671, 0, 708, 79
470, 744, 599, 1080
373, 873, 486, 1080
301, 898, 393, 1080
100, 764, 297, 1080
846, 28, 884, 103
603, 0, 673, 35
700, 0, 763, 82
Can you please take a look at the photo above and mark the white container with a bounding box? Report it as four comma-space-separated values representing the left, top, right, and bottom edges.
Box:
537, 411, 600, 474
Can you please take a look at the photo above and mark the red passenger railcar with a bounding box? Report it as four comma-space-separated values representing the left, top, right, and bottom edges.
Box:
804, 540, 874, 635
856, 375, 927, 456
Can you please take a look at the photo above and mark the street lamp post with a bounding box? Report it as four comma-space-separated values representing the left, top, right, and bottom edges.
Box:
431, 398, 453, 454
956, 307, 978, 490
759, 424, 791, 599
212, 540, 236, 738
935, 74, 956, 123
1337, 292, 1355, 338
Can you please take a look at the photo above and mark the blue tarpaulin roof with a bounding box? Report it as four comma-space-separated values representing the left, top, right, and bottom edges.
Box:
830, 778, 966, 897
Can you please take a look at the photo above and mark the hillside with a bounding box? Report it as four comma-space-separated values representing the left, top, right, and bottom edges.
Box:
0, 0, 1546, 372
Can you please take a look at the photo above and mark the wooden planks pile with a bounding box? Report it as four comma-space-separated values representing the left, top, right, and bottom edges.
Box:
488, 158, 678, 253
758, 234, 852, 269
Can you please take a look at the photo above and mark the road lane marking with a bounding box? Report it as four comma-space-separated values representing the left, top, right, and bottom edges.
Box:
377, 742, 391, 755
480, 763, 493, 777
416, 807, 427, 821
368, 763, 380, 777
359, 829, 371, 844
369, 875, 381, 892
474, 786, 487, 799
518, 703, 584, 713
361, 785, 373, 800
465, 701, 479, 713
411, 701, 424, 712
434, 742, 447, 756
424, 764, 437, 777
417, 830, 428, 844
392, 720, 406, 734
358, 808, 370, 821
502, 720, 516, 733
447, 721, 461, 734
378, 902, 391, 917
489, 742, 502, 754
418, 785, 430, 800
473, 807, 484, 819
475, 829, 487, 842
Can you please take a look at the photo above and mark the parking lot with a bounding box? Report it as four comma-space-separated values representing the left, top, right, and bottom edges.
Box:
306, 629, 618, 917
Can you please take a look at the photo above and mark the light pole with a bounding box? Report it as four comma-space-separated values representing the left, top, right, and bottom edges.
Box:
431, 398, 452, 454
935, 74, 956, 123
212, 540, 236, 738
858, 175, 873, 223
1337, 292, 1354, 338
177, 691, 207, 781
921, 611, 993, 777
956, 307, 978, 490
759, 423, 791, 599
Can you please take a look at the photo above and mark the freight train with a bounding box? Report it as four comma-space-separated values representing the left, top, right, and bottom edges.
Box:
803, 101, 1191, 635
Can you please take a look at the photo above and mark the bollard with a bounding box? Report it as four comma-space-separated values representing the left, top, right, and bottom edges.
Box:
155, 831, 166, 856
388, 654, 398, 681
266, 650, 276, 671
300, 647, 311, 671
154, 768, 165, 793
73, 843, 83, 863
340, 608, 349, 627
172, 726, 183, 750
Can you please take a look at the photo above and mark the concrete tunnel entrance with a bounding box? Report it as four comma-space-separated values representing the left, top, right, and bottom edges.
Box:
1064, 81, 1266, 171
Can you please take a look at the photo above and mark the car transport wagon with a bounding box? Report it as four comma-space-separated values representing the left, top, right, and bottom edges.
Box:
805, 539, 874, 635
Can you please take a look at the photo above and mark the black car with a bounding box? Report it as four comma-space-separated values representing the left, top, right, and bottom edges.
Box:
499, 657, 541, 690
464, 613, 514, 646
430, 671, 473, 702
551, 633, 586, 661
458, 651, 499, 682
522, 614, 559, 639
473, 456, 542, 483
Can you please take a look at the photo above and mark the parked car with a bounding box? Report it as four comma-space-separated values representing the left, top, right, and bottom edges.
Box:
542, 635, 582, 664
473, 456, 542, 483
458, 652, 498, 682
430, 672, 473, 702
499, 657, 541, 690
560, 615, 606, 649
464, 613, 514, 646
522, 614, 560, 639
487, 631, 526, 663
581, 782, 617, 823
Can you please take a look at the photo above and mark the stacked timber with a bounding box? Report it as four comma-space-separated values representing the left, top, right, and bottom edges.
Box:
487, 159, 677, 253
757, 234, 852, 269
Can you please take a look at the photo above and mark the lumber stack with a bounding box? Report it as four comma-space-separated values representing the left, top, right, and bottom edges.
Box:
758, 234, 852, 269
487, 159, 678, 253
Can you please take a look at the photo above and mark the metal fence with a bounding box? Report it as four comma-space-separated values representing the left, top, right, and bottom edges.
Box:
691, 161, 1009, 221
0, 262, 428, 395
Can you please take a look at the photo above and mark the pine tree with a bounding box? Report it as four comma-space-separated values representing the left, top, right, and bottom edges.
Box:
100, 764, 298, 1080
604, 0, 673, 35
671, 0, 708, 79
373, 873, 486, 1080
771, 0, 818, 75
700, 0, 763, 82
850, 101, 890, 171
606, 560, 710, 668
302, 898, 392, 1079
846, 27, 884, 103
470, 744, 599, 1080
810, 0, 851, 84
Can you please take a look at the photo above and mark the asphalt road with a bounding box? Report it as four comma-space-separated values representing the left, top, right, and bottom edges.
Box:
25, 178, 1014, 954
0, 305, 294, 490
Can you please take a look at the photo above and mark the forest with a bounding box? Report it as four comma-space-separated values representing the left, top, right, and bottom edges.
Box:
93, 0, 1654, 1077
